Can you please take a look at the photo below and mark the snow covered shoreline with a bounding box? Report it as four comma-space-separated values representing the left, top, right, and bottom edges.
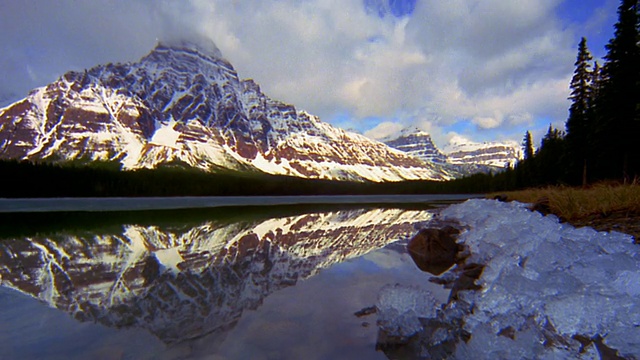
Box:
377, 199, 640, 359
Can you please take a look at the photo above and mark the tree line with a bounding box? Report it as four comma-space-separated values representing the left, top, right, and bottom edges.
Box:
508, 0, 639, 188
0, 159, 501, 197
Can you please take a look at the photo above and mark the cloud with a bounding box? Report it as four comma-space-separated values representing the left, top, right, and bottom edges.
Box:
363, 121, 404, 140
0, 0, 158, 103
0, 0, 602, 147
472, 116, 502, 129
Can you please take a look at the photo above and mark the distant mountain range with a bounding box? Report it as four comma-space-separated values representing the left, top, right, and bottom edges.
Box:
0, 40, 520, 182
383, 128, 522, 176
443, 135, 522, 168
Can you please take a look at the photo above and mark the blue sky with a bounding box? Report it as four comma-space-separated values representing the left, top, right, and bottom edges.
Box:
0, 0, 620, 150
355, 0, 617, 147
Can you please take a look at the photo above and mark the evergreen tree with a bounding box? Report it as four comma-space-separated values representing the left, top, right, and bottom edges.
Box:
594, 0, 640, 182
516, 131, 536, 187
590, 61, 602, 103
522, 131, 534, 160
565, 37, 593, 186
536, 125, 566, 185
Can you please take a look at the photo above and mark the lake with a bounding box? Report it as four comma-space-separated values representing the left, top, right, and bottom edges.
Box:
0, 195, 474, 359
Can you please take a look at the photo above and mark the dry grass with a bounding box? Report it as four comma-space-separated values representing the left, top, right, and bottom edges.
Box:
490, 183, 640, 221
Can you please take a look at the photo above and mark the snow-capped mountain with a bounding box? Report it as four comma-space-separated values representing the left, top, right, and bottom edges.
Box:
383, 128, 521, 176
444, 136, 522, 168
0, 208, 433, 344
0, 40, 450, 182
382, 127, 448, 165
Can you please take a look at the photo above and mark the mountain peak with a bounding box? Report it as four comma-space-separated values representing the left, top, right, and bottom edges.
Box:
399, 126, 429, 137
378, 126, 429, 143
155, 36, 224, 59
383, 128, 447, 165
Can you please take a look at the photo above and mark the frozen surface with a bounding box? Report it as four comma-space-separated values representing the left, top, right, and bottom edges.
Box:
380, 199, 640, 359
376, 284, 440, 339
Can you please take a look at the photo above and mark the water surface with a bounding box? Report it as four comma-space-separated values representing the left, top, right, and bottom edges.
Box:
0, 196, 470, 359
0, 194, 477, 212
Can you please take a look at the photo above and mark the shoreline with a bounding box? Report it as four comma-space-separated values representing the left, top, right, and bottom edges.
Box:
564, 210, 640, 243
0, 194, 478, 213
491, 184, 640, 242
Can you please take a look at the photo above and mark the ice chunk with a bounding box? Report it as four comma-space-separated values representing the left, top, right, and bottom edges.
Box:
613, 270, 640, 296
410, 199, 640, 358
376, 284, 439, 339
544, 294, 619, 336
605, 325, 640, 356
453, 322, 565, 360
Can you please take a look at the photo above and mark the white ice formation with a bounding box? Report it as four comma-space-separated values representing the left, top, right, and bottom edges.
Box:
377, 199, 640, 359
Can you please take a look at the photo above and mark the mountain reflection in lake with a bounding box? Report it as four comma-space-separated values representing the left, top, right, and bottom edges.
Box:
0, 204, 450, 359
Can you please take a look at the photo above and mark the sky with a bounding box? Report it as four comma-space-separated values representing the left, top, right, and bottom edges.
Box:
0, 0, 619, 150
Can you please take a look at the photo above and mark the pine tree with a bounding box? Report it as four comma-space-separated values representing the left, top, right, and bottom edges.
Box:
522, 131, 534, 160
584, 60, 603, 185
594, 0, 640, 182
565, 37, 593, 186
536, 125, 566, 185
590, 61, 602, 103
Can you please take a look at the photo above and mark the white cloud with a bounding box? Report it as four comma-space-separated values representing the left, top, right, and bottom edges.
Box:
363, 121, 404, 140
0, 0, 600, 147
442, 133, 473, 153
472, 116, 502, 129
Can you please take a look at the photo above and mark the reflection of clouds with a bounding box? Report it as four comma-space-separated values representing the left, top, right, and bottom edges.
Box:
362, 247, 412, 270
218, 252, 437, 360
0, 287, 165, 360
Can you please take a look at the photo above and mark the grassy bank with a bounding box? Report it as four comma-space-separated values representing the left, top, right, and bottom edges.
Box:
491, 183, 640, 241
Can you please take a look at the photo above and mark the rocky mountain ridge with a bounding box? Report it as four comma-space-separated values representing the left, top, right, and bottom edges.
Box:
0, 41, 450, 182
383, 128, 522, 173
444, 136, 522, 168
383, 128, 448, 165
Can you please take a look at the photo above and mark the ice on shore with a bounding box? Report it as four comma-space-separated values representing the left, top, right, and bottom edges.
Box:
377, 199, 640, 359
376, 284, 439, 339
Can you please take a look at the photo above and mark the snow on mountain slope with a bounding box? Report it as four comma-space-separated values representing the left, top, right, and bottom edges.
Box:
0, 208, 433, 344
383, 127, 448, 165
0, 41, 450, 182
443, 135, 522, 168
383, 128, 519, 176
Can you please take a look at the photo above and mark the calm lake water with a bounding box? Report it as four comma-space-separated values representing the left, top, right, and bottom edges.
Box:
0, 195, 473, 360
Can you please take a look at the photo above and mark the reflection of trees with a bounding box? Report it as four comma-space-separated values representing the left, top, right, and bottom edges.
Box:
0, 208, 431, 344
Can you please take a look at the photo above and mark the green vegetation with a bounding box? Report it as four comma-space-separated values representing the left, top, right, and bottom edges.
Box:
455, 1, 639, 192
509, 0, 639, 188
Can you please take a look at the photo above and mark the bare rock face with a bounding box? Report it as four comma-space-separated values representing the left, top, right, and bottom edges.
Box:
0, 41, 452, 182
